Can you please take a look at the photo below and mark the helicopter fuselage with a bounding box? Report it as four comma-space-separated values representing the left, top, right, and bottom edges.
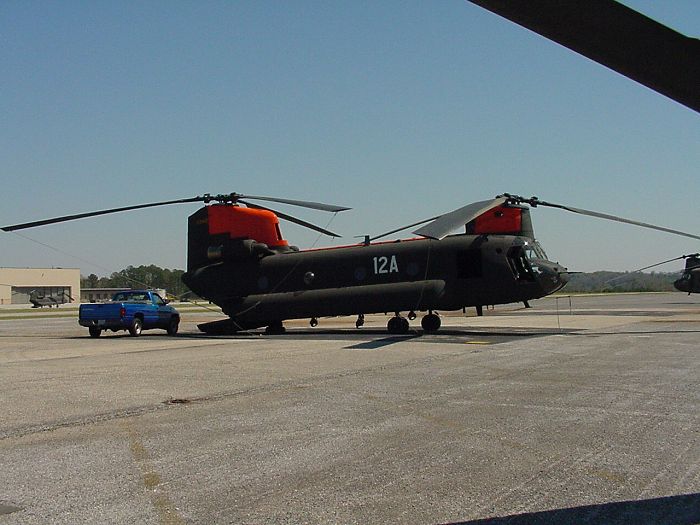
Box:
183, 233, 568, 331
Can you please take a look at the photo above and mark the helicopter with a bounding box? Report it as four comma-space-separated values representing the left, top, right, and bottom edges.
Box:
28, 289, 73, 308
634, 253, 700, 295
674, 254, 700, 294
4, 192, 699, 334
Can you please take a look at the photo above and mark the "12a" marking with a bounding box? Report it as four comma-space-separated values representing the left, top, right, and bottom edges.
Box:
373, 255, 399, 274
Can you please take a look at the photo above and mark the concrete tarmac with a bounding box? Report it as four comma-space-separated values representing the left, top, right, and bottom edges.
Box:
0, 293, 698, 524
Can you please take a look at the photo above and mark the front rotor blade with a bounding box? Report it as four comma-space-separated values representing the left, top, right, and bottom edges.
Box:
559, 204, 700, 241
241, 201, 342, 238
239, 195, 351, 213
1, 196, 204, 232
413, 197, 508, 240
369, 216, 440, 242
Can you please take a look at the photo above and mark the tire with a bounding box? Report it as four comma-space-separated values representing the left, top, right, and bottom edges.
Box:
166, 317, 179, 336
421, 313, 441, 333
387, 317, 409, 334
88, 326, 101, 338
129, 317, 143, 337
265, 321, 286, 335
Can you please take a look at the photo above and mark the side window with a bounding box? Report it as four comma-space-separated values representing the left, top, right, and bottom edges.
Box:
153, 294, 165, 306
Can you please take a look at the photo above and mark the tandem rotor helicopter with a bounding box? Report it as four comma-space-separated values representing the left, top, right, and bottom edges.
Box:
3, 192, 699, 334
675, 255, 700, 294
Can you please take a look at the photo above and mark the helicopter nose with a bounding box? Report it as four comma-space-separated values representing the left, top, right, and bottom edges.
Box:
535, 261, 569, 292
557, 266, 570, 286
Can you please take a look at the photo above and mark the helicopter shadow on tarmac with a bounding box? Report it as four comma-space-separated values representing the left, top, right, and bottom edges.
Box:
447, 492, 700, 525
174, 327, 571, 349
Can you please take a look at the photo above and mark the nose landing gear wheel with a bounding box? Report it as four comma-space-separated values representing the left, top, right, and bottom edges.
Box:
421, 313, 441, 333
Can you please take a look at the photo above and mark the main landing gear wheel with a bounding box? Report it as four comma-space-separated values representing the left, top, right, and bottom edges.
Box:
265, 321, 286, 335
88, 326, 101, 338
129, 317, 143, 337
387, 316, 409, 334
421, 313, 441, 333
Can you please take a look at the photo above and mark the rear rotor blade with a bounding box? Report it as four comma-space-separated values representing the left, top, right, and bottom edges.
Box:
618, 255, 688, 275
240, 200, 343, 238
2, 196, 204, 232
239, 195, 351, 213
413, 197, 508, 240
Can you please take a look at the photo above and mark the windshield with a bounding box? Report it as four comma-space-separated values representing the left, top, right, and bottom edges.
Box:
112, 291, 149, 302
523, 240, 547, 261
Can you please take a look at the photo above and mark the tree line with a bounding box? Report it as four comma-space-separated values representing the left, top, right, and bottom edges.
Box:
563, 271, 679, 293
81, 265, 192, 299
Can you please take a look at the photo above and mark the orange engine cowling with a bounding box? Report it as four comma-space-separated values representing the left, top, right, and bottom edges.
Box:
466, 205, 534, 237
207, 205, 288, 247
187, 205, 288, 271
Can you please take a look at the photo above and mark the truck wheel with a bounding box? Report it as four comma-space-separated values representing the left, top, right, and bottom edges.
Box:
129, 318, 143, 337
89, 326, 101, 338
166, 317, 179, 336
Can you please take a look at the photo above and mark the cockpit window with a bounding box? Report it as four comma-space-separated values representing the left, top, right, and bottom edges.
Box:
523, 241, 547, 260
507, 246, 536, 282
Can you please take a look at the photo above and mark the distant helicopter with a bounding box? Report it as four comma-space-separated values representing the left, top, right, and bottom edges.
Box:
603, 253, 700, 294
28, 289, 73, 308
672, 254, 700, 294
3, 192, 699, 334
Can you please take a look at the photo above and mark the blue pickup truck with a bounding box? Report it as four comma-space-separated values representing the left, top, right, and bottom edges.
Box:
79, 290, 180, 337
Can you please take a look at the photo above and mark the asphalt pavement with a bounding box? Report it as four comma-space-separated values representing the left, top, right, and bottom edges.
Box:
1, 293, 698, 524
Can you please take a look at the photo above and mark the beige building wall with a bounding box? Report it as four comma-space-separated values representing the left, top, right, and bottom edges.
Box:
0, 268, 81, 305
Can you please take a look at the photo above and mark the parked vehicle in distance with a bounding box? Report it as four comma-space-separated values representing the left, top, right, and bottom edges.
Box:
78, 290, 180, 337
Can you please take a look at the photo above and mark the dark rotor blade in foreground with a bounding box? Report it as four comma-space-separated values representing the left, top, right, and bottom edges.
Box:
413, 197, 508, 240
1, 196, 203, 232
467, 0, 700, 113
240, 200, 343, 238
239, 195, 351, 213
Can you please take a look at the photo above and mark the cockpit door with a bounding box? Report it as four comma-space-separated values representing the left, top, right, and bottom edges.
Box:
507, 246, 535, 282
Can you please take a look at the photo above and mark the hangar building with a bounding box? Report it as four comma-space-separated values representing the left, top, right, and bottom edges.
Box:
0, 268, 81, 305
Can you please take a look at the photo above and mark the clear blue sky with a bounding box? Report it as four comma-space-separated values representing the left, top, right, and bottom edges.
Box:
2, 1, 698, 275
